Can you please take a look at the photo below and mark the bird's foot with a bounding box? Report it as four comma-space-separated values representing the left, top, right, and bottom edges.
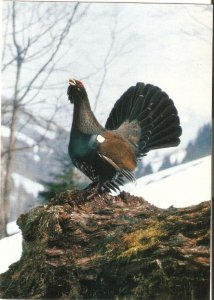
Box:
86, 192, 98, 200
85, 182, 103, 200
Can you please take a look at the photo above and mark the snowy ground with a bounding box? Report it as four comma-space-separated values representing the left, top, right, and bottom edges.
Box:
123, 155, 211, 208
0, 233, 22, 274
0, 155, 211, 274
6, 220, 21, 236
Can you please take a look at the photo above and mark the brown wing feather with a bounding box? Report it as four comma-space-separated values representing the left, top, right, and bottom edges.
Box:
98, 131, 137, 171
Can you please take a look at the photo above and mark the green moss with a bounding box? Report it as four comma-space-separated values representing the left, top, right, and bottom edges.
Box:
118, 222, 168, 259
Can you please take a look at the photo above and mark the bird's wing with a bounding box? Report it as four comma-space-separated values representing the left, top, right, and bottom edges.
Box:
98, 154, 136, 183
105, 82, 182, 158
97, 131, 136, 182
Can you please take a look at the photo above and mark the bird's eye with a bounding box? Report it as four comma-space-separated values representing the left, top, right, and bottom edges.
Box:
69, 79, 76, 86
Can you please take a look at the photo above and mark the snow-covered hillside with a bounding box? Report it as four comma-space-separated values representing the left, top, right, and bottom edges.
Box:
123, 155, 211, 208
143, 147, 187, 173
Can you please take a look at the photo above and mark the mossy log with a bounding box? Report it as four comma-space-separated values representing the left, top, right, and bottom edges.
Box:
0, 190, 210, 299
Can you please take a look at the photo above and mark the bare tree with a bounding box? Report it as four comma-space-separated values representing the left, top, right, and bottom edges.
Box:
91, 15, 135, 113
1, 1, 88, 238
1, 2, 134, 238
92, 18, 118, 112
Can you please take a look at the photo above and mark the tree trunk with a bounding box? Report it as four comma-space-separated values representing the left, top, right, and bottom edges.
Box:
0, 2, 23, 238
1, 105, 19, 238
1, 94, 20, 238
1, 2, 82, 238
1, 43, 22, 238
0, 190, 210, 299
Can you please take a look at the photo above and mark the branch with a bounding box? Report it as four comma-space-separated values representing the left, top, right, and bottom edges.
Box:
1, 3, 11, 62
93, 18, 117, 112
1, 100, 63, 158
18, 3, 80, 103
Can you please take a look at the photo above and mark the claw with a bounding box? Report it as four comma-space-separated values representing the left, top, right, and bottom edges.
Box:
86, 192, 97, 200
85, 182, 102, 200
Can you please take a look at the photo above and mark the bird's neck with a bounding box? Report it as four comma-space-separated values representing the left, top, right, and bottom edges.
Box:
72, 95, 103, 135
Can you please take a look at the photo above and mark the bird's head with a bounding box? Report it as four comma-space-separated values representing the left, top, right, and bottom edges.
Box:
67, 79, 86, 103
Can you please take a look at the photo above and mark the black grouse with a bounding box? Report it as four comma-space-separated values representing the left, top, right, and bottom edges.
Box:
67, 79, 182, 194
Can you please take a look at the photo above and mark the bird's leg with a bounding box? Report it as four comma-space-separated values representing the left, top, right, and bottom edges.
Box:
84, 182, 97, 191
96, 181, 102, 194
86, 181, 103, 200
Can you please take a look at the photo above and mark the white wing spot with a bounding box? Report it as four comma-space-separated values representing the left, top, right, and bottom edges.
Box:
97, 134, 105, 143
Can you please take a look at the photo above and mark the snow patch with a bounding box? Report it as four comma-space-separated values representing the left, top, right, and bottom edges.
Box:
27, 124, 56, 140
170, 149, 186, 164
7, 221, 21, 236
1, 125, 11, 137
1, 125, 36, 146
33, 154, 40, 162
12, 173, 44, 197
16, 131, 35, 146
0, 233, 22, 274
123, 156, 211, 209
33, 145, 39, 153
150, 158, 163, 173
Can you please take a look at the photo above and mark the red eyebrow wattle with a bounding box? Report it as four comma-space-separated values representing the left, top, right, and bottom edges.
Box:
76, 80, 84, 87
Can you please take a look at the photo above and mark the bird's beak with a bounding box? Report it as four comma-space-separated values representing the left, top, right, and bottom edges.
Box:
68, 79, 76, 86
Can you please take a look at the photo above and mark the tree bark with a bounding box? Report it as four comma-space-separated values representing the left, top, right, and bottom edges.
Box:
0, 190, 210, 299
1, 104, 19, 237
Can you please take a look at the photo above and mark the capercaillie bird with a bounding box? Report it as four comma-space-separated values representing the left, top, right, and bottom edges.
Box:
67, 79, 182, 194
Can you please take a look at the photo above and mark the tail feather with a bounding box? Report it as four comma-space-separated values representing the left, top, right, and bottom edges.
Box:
149, 125, 182, 143
151, 115, 179, 134
147, 97, 175, 121
131, 86, 159, 121
129, 94, 144, 122
137, 96, 177, 125
148, 133, 181, 149
105, 82, 182, 157
107, 84, 146, 128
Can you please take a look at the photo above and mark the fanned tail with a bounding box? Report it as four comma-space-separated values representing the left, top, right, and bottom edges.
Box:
105, 82, 182, 157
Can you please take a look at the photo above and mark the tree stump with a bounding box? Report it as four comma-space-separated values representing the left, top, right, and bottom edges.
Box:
0, 190, 210, 299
